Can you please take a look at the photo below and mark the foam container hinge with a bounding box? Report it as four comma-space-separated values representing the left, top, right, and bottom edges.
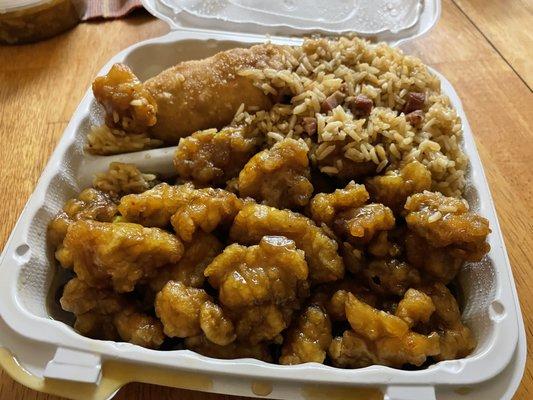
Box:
0, 5, 527, 400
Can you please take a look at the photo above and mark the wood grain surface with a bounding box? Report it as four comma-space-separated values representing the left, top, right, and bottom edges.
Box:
0, 0, 532, 399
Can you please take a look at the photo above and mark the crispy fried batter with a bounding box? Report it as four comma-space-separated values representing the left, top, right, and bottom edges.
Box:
145, 44, 285, 143
61, 278, 164, 348
199, 301, 236, 346
366, 161, 431, 214
63, 220, 183, 292
233, 304, 293, 344
309, 181, 369, 226
204, 236, 308, 309
92, 64, 157, 133
363, 259, 421, 297
334, 203, 395, 245
114, 307, 165, 348
230, 203, 344, 284
280, 305, 332, 365
238, 138, 313, 209
395, 289, 435, 327
329, 293, 440, 368
48, 188, 117, 250
118, 183, 195, 227
150, 232, 223, 291
404, 191, 491, 283
155, 281, 211, 338
185, 335, 273, 362
405, 233, 463, 283
174, 127, 262, 185
420, 283, 476, 360
405, 191, 490, 250
171, 187, 243, 242
328, 330, 378, 368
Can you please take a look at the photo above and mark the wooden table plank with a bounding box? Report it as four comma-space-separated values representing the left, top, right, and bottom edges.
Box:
0, 1, 531, 399
452, 0, 533, 89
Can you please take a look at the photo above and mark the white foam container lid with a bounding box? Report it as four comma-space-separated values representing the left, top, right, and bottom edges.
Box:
0, 1, 526, 399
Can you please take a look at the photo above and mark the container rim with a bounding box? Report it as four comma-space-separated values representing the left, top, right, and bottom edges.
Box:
0, 30, 523, 392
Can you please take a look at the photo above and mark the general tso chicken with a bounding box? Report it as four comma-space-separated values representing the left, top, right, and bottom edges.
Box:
51, 36, 491, 370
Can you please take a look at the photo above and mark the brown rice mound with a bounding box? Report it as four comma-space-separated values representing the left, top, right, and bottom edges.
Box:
235, 37, 467, 197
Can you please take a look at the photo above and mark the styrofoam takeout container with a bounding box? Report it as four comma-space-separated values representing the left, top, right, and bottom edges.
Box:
0, 0, 526, 399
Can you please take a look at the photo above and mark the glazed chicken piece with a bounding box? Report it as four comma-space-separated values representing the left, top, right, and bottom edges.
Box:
199, 301, 236, 346
204, 236, 308, 309
174, 127, 262, 186
334, 203, 395, 245
93, 162, 157, 199
91, 64, 158, 133
363, 259, 421, 297
154, 280, 211, 338
365, 161, 432, 214
232, 304, 295, 344
93, 44, 286, 144
404, 191, 491, 283
395, 288, 436, 328
280, 305, 332, 365
238, 138, 313, 209
62, 220, 183, 292
170, 187, 243, 242
328, 293, 440, 368
230, 203, 344, 284
48, 188, 117, 250
61, 278, 164, 348
118, 183, 195, 228
405, 233, 463, 284
420, 283, 476, 360
309, 181, 369, 226
405, 191, 490, 251
185, 335, 273, 362
150, 232, 223, 291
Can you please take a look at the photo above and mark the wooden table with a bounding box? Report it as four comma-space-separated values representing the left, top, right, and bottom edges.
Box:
0, 0, 531, 399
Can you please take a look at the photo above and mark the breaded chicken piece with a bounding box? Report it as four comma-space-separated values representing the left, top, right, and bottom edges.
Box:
170, 187, 243, 242
155, 281, 211, 338
395, 289, 435, 328
204, 236, 308, 309
404, 191, 491, 283
363, 259, 421, 297
174, 127, 262, 186
48, 188, 117, 250
232, 304, 293, 344
199, 301, 236, 346
61, 278, 164, 348
150, 232, 223, 291
63, 220, 183, 292
230, 203, 344, 284
92, 64, 158, 133
280, 305, 332, 365
309, 181, 369, 226
366, 161, 431, 214
405, 191, 490, 250
185, 335, 273, 362
93, 44, 286, 143
118, 183, 195, 228
405, 233, 464, 283
238, 138, 313, 209
334, 203, 395, 245
329, 293, 440, 368
420, 283, 476, 361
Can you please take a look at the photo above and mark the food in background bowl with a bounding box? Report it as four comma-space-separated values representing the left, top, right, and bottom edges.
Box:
49, 37, 491, 369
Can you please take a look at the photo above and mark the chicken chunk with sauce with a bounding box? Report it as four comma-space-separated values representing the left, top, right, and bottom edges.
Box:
238, 138, 313, 209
